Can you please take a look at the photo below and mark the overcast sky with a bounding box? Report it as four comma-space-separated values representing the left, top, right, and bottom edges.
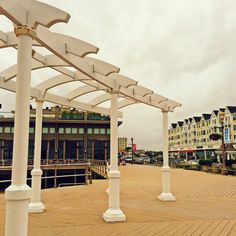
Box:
1, 0, 236, 150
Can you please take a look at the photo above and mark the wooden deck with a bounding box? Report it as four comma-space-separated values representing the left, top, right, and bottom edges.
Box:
0, 165, 235, 235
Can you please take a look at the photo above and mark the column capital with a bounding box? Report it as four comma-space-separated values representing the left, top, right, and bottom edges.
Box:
110, 89, 120, 95
35, 98, 44, 103
14, 25, 36, 39
161, 109, 169, 113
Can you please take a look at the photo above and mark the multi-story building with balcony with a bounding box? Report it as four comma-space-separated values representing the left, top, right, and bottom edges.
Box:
169, 106, 236, 160
118, 137, 128, 153
0, 106, 120, 189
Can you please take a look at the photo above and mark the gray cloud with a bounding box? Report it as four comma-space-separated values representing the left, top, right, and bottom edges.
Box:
1, 0, 236, 150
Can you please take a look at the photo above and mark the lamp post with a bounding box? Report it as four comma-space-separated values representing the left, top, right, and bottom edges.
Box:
219, 112, 228, 175
131, 137, 134, 164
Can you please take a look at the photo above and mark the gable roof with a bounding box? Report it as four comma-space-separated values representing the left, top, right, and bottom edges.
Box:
193, 116, 201, 122
226, 106, 236, 114
202, 113, 211, 120
177, 121, 184, 127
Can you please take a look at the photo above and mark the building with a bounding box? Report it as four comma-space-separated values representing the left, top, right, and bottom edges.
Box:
118, 137, 128, 153
0, 106, 116, 164
168, 106, 236, 160
0, 106, 122, 189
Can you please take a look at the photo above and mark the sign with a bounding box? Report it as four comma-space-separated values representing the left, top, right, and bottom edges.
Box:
132, 144, 136, 152
224, 127, 230, 143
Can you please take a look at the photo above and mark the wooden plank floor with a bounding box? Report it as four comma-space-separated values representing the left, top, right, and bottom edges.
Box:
0, 165, 235, 235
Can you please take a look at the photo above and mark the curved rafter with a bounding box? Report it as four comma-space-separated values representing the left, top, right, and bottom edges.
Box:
89, 93, 111, 107
0, 27, 181, 112
35, 74, 77, 97
0, 76, 122, 117
0, 0, 70, 28
65, 85, 108, 101
117, 99, 138, 109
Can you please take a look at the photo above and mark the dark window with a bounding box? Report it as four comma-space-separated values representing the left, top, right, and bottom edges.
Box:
87, 140, 92, 159
28, 140, 34, 160
49, 140, 55, 160
65, 141, 77, 159
41, 141, 48, 160
58, 141, 64, 160
78, 141, 84, 160
4, 140, 13, 160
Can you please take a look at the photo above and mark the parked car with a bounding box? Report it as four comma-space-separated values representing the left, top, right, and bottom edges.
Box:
124, 156, 133, 163
134, 157, 144, 164
143, 157, 151, 164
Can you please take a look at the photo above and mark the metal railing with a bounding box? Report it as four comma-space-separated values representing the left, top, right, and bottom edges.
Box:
0, 170, 92, 188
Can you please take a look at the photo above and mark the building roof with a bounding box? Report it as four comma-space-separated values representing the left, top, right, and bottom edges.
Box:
212, 110, 219, 116
171, 123, 177, 129
193, 116, 201, 122
177, 121, 184, 127
202, 114, 211, 120
226, 106, 236, 114
219, 108, 225, 112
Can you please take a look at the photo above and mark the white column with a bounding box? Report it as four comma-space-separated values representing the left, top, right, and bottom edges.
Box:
29, 99, 45, 213
5, 26, 35, 236
103, 90, 126, 222
158, 110, 176, 201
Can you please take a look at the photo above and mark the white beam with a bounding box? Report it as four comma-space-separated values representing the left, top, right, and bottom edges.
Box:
0, 77, 122, 117
117, 99, 137, 109
0, 0, 70, 28
89, 93, 111, 107
65, 85, 107, 101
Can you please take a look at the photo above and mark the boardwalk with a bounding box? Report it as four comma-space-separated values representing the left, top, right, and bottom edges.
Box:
0, 165, 236, 235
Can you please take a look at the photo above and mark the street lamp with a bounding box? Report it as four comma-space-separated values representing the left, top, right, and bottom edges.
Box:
209, 111, 228, 175
219, 112, 228, 175
131, 137, 134, 164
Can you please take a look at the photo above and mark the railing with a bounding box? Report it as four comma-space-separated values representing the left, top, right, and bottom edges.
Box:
0, 159, 88, 167
0, 169, 92, 188
90, 159, 108, 178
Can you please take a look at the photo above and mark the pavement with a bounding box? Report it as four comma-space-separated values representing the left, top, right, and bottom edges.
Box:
0, 165, 236, 235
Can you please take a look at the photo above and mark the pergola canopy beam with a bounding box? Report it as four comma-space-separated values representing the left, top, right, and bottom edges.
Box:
0, 0, 70, 28
0, 76, 122, 117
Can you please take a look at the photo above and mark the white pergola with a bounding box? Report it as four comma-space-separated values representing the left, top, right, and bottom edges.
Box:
0, 1, 181, 236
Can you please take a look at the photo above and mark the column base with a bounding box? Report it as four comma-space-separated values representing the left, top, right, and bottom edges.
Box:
158, 192, 176, 201
103, 209, 126, 222
29, 202, 45, 213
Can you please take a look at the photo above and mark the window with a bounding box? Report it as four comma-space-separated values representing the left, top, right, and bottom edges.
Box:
94, 128, 99, 134
59, 128, 64, 134
100, 128, 105, 134
29, 127, 34, 134
4, 127, 11, 133
49, 127, 55, 134
87, 128, 93, 134
42, 127, 48, 134
65, 128, 71, 134
78, 128, 84, 134
72, 128, 77, 134
107, 128, 110, 134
